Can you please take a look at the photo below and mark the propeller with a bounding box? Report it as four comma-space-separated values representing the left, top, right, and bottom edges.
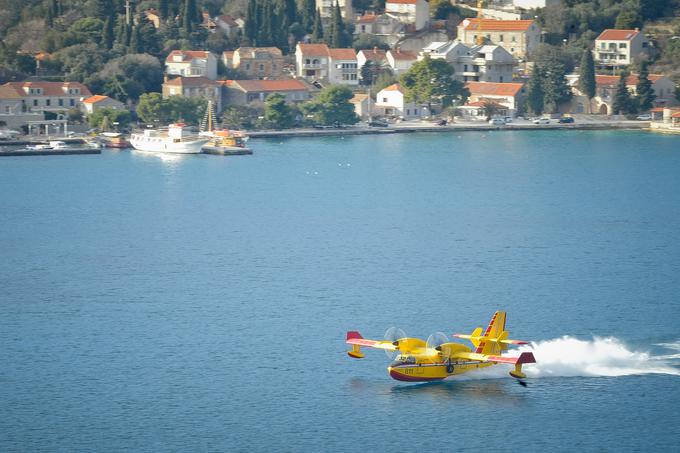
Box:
383, 327, 406, 360
426, 332, 449, 364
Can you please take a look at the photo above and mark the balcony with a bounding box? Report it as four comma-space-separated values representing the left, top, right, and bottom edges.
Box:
303, 63, 323, 69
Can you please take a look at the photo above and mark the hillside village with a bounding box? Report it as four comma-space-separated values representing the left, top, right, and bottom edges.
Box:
1, 0, 680, 133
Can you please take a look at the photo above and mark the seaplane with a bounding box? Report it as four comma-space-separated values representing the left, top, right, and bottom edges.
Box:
346, 311, 536, 383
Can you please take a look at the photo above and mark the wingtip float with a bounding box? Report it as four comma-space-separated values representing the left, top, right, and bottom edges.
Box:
346, 310, 536, 382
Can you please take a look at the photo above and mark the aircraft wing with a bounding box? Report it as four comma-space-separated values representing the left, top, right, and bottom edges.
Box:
346, 331, 397, 351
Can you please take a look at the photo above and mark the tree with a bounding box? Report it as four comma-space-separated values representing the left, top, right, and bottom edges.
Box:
612, 73, 633, 115
636, 62, 656, 111
244, 0, 257, 45
302, 85, 358, 125
159, 0, 169, 19
527, 66, 544, 115
93, 54, 163, 102
102, 15, 115, 50
541, 58, 572, 112
88, 107, 131, 129
311, 8, 323, 43
578, 48, 596, 113
136, 92, 168, 124
399, 55, 469, 112
221, 105, 264, 129
615, 9, 642, 30
482, 100, 500, 120
182, 0, 198, 35
301, 0, 316, 32
264, 93, 295, 128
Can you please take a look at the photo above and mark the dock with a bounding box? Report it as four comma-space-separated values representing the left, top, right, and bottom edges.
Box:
0, 147, 101, 157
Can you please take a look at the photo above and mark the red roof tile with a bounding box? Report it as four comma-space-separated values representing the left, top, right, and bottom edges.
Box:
165, 50, 212, 62
357, 49, 387, 62
465, 81, 524, 97
82, 95, 110, 104
297, 43, 330, 56
595, 73, 665, 87
356, 14, 378, 24
460, 18, 535, 32
164, 76, 219, 87
388, 49, 417, 60
1, 81, 92, 97
381, 83, 403, 93
596, 29, 640, 41
329, 48, 357, 60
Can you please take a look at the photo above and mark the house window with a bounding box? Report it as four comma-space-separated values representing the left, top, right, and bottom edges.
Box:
406, 109, 410, 115
382, 97, 387, 102
33, 99, 38, 106
500, 76, 503, 82
305, 59, 310, 64
70, 99, 75, 106
46, 99, 51, 106
259, 64, 264, 71
619, 55, 625, 60
499, 34, 504, 42
511, 36, 516, 42
4, 106, 9, 113
473, 35, 477, 42
619, 43, 627, 48
246, 63, 250, 70
58, 99, 63, 106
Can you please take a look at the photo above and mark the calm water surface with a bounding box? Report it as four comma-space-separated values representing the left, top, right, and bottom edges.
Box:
1, 130, 680, 451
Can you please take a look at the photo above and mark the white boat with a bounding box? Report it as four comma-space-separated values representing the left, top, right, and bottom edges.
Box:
26, 140, 68, 150
130, 124, 209, 154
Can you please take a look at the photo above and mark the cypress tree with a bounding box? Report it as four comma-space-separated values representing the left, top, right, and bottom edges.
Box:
284, 0, 297, 25
311, 8, 323, 43
129, 24, 142, 53
612, 73, 632, 115
103, 15, 115, 49
301, 0, 315, 32
527, 65, 544, 115
275, 0, 290, 52
244, 0, 257, 45
329, 1, 343, 48
159, 0, 169, 19
636, 62, 656, 111
182, 0, 197, 34
46, 6, 54, 27
51, 0, 58, 17
578, 49, 596, 113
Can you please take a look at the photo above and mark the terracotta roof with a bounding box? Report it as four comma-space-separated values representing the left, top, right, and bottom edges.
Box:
297, 43, 330, 56
595, 74, 665, 87
672, 112, 680, 118
230, 79, 308, 92
165, 50, 212, 62
357, 48, 387, 62
465, 81, 524, 97
356, 14, 378, 24
596, 29, 640, 41
460, 18, 535, 32
0, 84, 24, 99
329, 48, 357, 60
164, 76, 219, 87
387, 0, 418, 3
82, 95, 110, 104
381, 83, 403, 93
219, 15, 238, 26
236, 47, 283, 58
388, 49, 417, 60
1, 81, 92, 97
351, 93, 369, 103
223, 51, 234, 58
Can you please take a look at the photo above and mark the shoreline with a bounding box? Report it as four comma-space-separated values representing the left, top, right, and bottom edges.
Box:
246, 121, 650, 139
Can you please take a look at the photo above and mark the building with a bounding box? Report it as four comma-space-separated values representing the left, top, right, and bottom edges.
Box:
228, 47, 285, 79
165, 50, 218, 80
81, 95, 126, 115
457, 18, 540, 59
385, 0, 429, 32
295, 44, 358, 85
0, 81, 91, 114
386, 48, 418, 75
594, 29, 649, 68
569, 73, 677, 115
224, 79, 311, 105
513, 0, 560, 8
316, 0, 352, 20
374, 83, 423, 119
356, 48, 389, 71
420, 41, 516, 83
162, 76, 222, 111
350, 93, 370, 118
354, 13, 404, 37
328, 48, 359, 85
459, 81, 525, 118
216, 15, 244, 35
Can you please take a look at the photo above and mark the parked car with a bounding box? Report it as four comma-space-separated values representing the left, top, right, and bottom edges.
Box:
533, 117, 550, 124
435, 119, 448, 126
558, 117, 575, 124
489, 118, 505, 125
367, 120, 389, 127
636, 114, 652, 120
503, 116, 513, 123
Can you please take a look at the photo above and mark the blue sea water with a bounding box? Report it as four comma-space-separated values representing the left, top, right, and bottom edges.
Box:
1, 130, 680, 451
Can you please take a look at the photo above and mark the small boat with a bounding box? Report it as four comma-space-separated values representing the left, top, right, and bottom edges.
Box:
26, 140, 68, 150
130, 124, 209, 154
199, 101, 252, 155
100, 133, 131, 149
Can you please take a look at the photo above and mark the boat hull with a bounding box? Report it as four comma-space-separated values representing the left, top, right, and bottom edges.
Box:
130, 134, 208, 154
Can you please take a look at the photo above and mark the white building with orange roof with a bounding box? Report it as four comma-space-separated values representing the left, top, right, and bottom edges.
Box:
229, 47, 284, 79
165, 50, 218, 80
295, 43, 358, 85
594, 29, 649, 68
356, 48, 388, 71
386, 48, 418, 75
457, 18, 541, 59
81, 95, 125, 115
385, 0, 429, 31
328, 48, 359, 85
0, 81, 91, 114
459, 81, 525, 118
374, 83, 422, 119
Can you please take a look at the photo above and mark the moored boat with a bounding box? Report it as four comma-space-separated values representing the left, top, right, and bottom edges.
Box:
130, 124, 209, 154
199, 101, 252, 155
100, 132, 131, 149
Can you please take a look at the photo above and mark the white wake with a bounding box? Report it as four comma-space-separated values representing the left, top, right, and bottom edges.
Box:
456, 336, 680, 380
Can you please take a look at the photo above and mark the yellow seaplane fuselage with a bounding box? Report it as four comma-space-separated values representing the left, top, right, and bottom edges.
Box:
346, 311, 536, 382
